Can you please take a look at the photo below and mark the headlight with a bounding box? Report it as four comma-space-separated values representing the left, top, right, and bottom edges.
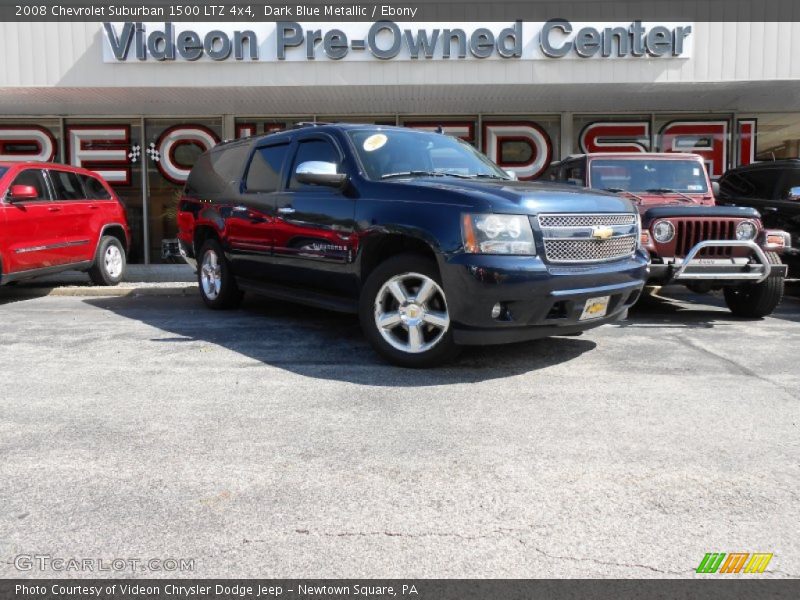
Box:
462, 214, 536, 255
736, 221, 757, 240
652, 220, 675, 243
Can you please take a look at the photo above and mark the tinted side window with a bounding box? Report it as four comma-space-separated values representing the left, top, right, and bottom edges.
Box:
50, 170, 85, 200
718, 172, 749, 198
10, 169, 49, 200
245, 144, 289, 193
744, 169, 780, 199
80, 175, 112, 200
209, 142, 253, 189
721, 169, 779, 199
565, 163, 585, 184
289, 139, 341, 190
779, 170, 800, 200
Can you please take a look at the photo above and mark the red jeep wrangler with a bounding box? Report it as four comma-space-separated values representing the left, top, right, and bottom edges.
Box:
0, 162, 130, 287
545, 153, 791, 317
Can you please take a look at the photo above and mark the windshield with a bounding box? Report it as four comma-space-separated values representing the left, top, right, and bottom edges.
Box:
348, 129, 509, 181
589, 159, 709, 194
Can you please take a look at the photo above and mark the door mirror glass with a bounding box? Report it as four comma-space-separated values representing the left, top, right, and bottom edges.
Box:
788, 186, 800, 200
8, 184, 39, 201
295, 161, 348, 188
711, 181, 721, 197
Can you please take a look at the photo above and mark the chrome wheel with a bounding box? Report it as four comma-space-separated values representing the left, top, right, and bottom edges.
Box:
200, 249, 222, 300
374, 272, 450, 354
104, 245, 124, 278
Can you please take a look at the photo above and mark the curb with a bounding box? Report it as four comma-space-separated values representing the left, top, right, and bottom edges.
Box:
3, 285, 199, 299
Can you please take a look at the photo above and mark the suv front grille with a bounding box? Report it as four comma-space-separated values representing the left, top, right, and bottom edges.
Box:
543, 235, 638, 263
539, 214, 636, 228
537, 213, 638, 264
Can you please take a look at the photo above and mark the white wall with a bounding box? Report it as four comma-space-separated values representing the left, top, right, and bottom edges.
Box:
1, 21, 799, 88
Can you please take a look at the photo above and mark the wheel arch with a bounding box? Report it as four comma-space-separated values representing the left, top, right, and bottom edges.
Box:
193, 224, 223, 256
95, 223, 129, 263
359, 232, 441, 286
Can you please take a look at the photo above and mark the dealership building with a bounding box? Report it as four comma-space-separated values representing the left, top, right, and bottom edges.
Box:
0, 18, 799, 263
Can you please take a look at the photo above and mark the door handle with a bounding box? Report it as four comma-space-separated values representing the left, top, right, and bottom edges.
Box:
89, 205, 100, 210
48, 206, 61, 212
763, 206, 778, 212
278, 206, 296, 214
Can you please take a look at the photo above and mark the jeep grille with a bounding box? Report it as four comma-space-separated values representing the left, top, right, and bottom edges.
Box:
537, 213, 638, 264
673, 219, 738, 257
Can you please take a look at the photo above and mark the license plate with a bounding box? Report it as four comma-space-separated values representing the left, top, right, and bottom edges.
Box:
580, 296, 610, 320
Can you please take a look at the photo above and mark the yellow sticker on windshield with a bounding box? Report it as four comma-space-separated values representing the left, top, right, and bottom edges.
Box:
363, 133, 388, 152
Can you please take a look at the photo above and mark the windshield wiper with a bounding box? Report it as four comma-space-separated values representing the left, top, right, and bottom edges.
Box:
645, 188, 698, 203
381, 170, 471, 180
466, 173, 509, 180
604, 187, 625, 192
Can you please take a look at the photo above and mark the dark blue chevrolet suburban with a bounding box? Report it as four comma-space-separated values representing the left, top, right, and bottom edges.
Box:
177, 123, 648, 367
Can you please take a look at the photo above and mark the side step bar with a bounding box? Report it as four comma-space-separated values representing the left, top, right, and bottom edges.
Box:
235, 278, 358, 314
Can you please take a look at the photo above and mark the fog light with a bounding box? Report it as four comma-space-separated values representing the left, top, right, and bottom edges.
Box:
491, 303, 502, 319
736, 221, 757, 240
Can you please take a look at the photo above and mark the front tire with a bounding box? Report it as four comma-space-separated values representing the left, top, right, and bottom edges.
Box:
88, 236, 126, 286
723, 252, 784, 318
197, 239, 243, 309
359, 254, 460, 368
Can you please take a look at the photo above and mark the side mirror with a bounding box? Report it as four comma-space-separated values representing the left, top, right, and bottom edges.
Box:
788, 186, 800, 200
8, 184, 39, 201
711, 181, 720, 197
505, 170, 518, 181
295, 161, 348, 188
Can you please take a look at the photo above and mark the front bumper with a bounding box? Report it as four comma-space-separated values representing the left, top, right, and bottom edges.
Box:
648, 240, 787, 284
178, 238, 197, 271
439, 251, 649, 345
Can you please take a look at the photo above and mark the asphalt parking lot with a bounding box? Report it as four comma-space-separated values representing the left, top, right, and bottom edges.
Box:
1, 287, 798, 578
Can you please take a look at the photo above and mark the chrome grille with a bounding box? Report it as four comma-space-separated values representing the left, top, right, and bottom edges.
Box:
538, 213, 639, 264
538, 214, 636, 228
543, 236, 638, 263
673, 219, 737, 258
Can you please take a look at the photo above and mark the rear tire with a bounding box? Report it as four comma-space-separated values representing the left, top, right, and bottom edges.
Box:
88, 236, 126, 286
723, 252, 784, 318
359, 253, 460, 368
197, 239, 243, 309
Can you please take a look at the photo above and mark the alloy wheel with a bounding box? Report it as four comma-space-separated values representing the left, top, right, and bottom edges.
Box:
374, 272, 450, 354
201, 249, 223, 300
104, 245, 124, 279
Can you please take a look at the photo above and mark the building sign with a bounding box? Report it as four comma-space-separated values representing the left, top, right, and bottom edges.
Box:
102, 20, 693, 62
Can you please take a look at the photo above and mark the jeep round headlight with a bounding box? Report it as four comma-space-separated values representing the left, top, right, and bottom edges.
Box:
736, 221, 757, 241
652, 220, 675, 243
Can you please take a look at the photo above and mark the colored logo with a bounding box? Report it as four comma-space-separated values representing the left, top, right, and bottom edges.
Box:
591, 226, 614, 240
696, 553, 773, 574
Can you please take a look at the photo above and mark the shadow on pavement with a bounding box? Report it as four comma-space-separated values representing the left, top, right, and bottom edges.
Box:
83, 294, 597, 386
621, 286, 800, 328
0, 285, 57, 306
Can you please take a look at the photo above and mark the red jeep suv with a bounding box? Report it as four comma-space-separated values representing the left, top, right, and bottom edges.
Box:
0, 162, 130, 286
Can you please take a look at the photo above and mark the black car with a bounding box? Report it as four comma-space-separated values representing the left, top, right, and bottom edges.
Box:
177, 123, 648, 367
718, 159, 800, 276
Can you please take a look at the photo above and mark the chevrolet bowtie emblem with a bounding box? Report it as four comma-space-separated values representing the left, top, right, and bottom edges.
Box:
591, 226, 614, 240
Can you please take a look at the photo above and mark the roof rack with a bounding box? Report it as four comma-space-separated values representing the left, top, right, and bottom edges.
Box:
291, 121, 332, 129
